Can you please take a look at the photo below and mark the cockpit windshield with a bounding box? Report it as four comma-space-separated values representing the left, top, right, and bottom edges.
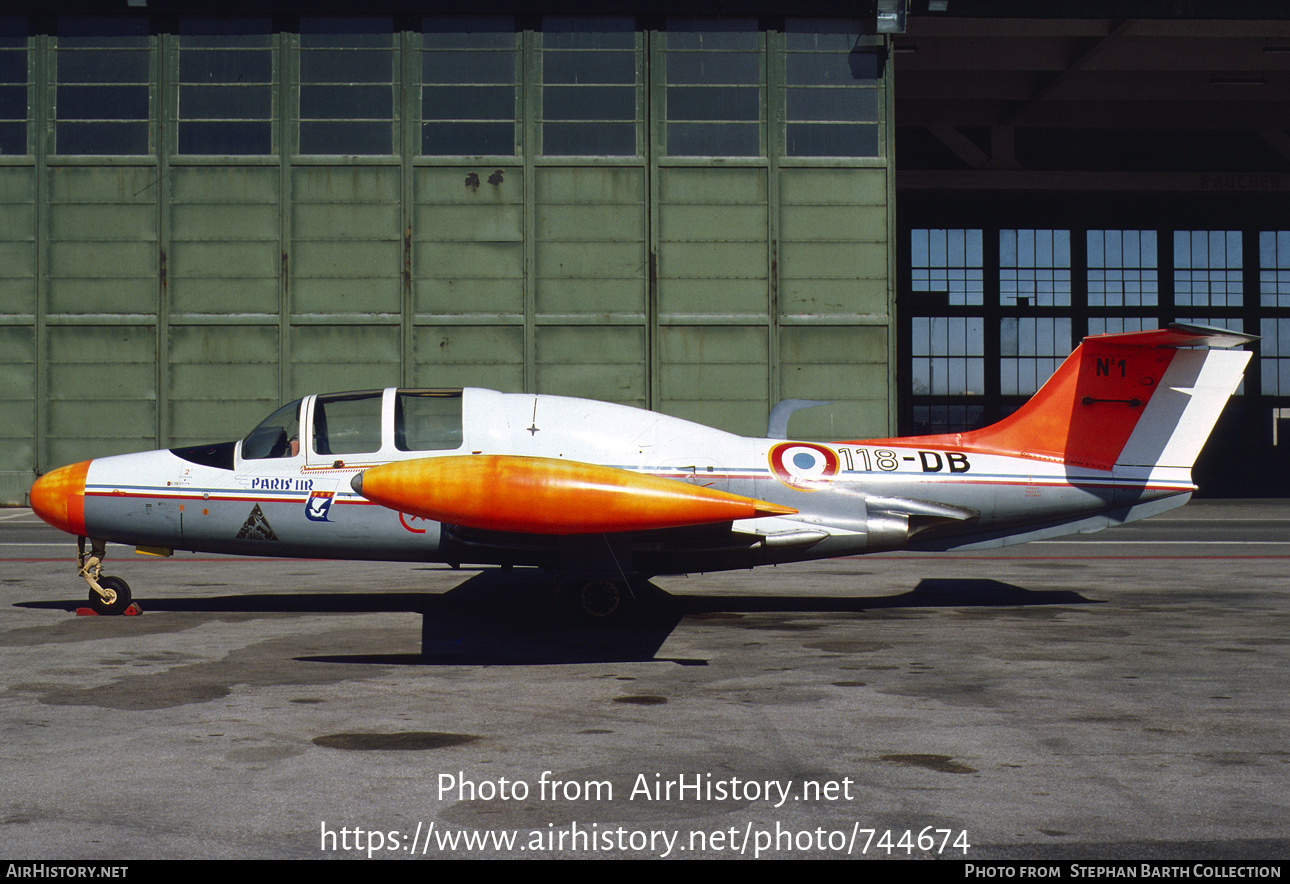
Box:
241, 399, 303, 460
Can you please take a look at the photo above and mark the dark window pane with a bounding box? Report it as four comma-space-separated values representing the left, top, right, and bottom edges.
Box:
0, 16, 27, 45
785, 20, 863, 52
300, 18, 392, 49
543, 86, 633, 121
179, 49, 271, 83
423, 121, 513, 155
57, 17, 147, 47
178, 18, 272, 48
423, 51, 514, 85
59, 49, 149, 82
542, 18, 635, 50
543, 122, 634, 155
424, 85, 513, 120
57, 85, 148, 120
786, 122, 878, 157
667, 122, 757, 156
0, 121, 23, 154
180, 84, 271, 119
0, 84, 24, 119
179, 121, 270, 155
300, 84, 391, 119
423, 17, 514, 49
787, 87, 877, 122
668, 86, 758, 121
665, 20, 758, 51
300, 120, 392, 154
0, 50, 24, 82
300, 49, 392, 83
57, 121, 148, 154
786, 51, 878, 86
543, 50, 635, 85
666, 52, 758, 85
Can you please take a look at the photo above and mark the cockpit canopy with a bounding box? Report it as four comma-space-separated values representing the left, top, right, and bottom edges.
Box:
241, 399, 302, 460
241, 389, 464, 462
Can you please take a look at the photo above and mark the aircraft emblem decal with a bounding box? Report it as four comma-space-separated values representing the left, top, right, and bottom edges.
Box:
305, 491, 335, 522
768, 442, 840, 491
235, 504, 279, 541
399, 511, 427, 533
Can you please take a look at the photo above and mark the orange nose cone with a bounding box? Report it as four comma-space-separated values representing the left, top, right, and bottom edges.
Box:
30, 460, 90, 536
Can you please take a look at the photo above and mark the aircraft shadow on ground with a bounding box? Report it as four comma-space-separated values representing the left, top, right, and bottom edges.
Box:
18, 570, 1097, 666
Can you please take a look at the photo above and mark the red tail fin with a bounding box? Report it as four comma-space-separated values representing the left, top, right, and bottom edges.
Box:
859, 324, 1254, 472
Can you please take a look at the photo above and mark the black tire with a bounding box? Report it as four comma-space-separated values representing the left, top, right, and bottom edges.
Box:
87, 576, 132, 616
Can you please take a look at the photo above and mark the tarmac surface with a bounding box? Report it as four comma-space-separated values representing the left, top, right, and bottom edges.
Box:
1, 500, 1288, 860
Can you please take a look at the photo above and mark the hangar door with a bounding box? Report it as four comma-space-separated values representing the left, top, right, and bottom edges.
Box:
2, 15, 896, 502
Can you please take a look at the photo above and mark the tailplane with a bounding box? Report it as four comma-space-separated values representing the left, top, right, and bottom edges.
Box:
867, 323, 1255, 472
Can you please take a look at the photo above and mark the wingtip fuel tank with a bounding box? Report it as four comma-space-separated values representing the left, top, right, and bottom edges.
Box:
354, 454, 797, 535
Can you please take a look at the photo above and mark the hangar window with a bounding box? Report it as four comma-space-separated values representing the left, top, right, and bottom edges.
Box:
1088, 230, 1158, 307
1000, 317, 1072, 397
1259, 231, 1290, 308
911, 404, 985, 437
784, 19, 880, 157
176, 18, 273, 155
0, 20, 25, 156
1087, 317, 1155, 336
541, 17, 638, 156
395, 390, 464, 451
422, 17, 517, 156
910, 316, 984, 397
54, 17, 151, 155
313, 392, 383, 456
299, 17, 394, 155
910, 229, 983, 306
1000, 229, 1070, 307
664, 19, 761, 157
1259, 318, 1290, 396
1174, 230, 1242, 308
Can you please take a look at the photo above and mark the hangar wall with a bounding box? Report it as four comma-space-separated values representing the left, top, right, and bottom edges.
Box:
1, 16, 896, 505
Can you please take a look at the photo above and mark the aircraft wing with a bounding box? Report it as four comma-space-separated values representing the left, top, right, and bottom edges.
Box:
351, 454, 797, 535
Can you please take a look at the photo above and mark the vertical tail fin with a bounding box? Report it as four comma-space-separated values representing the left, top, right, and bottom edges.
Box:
869, 323, 1255, 472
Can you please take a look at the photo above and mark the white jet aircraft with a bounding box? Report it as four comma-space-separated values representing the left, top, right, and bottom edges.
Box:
29, 323, 1253, 618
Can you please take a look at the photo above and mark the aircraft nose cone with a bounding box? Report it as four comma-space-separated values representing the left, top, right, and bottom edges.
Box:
30, 460, 91, 536
350, 471, 364, 496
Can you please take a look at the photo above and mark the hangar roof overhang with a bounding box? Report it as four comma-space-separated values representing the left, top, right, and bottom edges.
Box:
893, 5, 1290, 191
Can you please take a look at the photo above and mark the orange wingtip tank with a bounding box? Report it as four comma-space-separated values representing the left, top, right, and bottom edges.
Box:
354, 455, 797, 535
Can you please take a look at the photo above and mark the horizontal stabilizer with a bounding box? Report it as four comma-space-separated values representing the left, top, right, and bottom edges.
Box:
353, 454, 797, 535
1087, 322, 1257, 350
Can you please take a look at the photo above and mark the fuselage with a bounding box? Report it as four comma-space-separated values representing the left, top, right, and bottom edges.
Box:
34, 386, 1193, 579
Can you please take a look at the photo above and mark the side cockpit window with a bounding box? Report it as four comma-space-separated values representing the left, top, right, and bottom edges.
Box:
314, 392, 384, 456
395, 390, 463, 451
241, 399, 303, 460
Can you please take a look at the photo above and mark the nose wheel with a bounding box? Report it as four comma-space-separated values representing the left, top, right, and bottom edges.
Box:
77, 536, 135, 616
87, 575, 133, 616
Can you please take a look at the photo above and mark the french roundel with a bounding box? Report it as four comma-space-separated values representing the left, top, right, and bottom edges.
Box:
768, 442, 840, 491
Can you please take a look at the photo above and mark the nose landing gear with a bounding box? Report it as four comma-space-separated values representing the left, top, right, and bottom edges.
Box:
78, 536, 134, 615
